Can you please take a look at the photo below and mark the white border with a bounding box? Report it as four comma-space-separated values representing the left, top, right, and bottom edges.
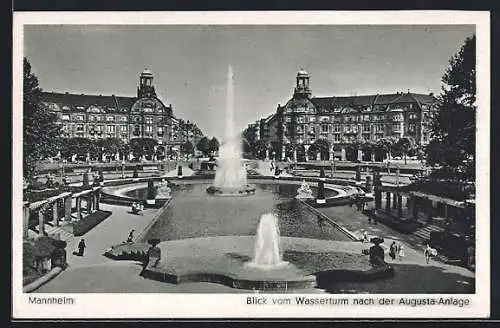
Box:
12, 11, 490, 319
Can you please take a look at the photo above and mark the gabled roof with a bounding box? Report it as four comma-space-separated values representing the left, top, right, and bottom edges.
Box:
41, 92, 136, 113
309, 92, 437, 112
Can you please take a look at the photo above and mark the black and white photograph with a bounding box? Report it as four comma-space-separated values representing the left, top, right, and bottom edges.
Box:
12, 11, 490, 318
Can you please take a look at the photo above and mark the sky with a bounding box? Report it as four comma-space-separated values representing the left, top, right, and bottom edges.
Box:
24, 25, 475, 139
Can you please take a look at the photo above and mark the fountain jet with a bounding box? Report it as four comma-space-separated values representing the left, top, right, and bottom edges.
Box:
207, 65, 255, 196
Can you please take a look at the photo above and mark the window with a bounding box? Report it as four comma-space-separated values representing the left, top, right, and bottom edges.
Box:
107, 125, 115, 133
392, 123, 401, 132
145, 126, 153, 133
309, 116, 316, 123
320, 116, 329, 122
134, 117, 141, 123
333, 134, 341, 142
76, 124, 84, 132
333, 124, 341, 132
363, 115, 370, 121
157, 127, 164, 136
297, 116, 305, 123
321, 124, 329, 133
62, 114, 70, 121
296, 126, 303, 133
363, 134, 370, 141
106, 116, 115, 122
285, 117, 291, 123
376, 124, 384, 132
363, 124, 370, 132
133, 125, 141, 136
145, 117, 153, 124
120, 116, 127, 122
392, 114, 403, 121
96, 116, 103, 121
408, 123, 416, 132
409, 113, 418, 120
75, 115, 84, 121
120, 125, 127, 132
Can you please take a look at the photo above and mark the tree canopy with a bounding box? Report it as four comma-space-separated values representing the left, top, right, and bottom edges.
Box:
23, 58, 61, 179
196, 136, 210, 156
425, 35, 476, 181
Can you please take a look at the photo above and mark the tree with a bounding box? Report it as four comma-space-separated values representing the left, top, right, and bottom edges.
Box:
181, 141, 195, 155
308, 139, 330, 160
426, 35, 476, 181
395, 137, 417, 164
60, 137, 94, 161
196, 136, 210, 157
98, 138, 124, 161
254, 140, 269, 159
23, 58, 61, 179
376, 136, 398, 160
129, 138, 158, 159
208, 137, 220, 156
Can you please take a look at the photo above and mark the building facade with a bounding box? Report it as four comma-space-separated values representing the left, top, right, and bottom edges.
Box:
250, 69, 437, 161
41, 69, 203, 158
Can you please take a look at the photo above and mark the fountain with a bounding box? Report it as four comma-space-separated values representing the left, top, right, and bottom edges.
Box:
245, 213, 289, 269
207, 65, 255, 196
296, 180, 314, 199
156, 179, 172, 199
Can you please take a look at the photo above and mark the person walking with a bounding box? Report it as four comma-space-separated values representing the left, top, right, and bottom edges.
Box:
363, 231, 369, 243
127, 229, 135, 243
398, 244, 405, 261
389, 241, 397, 260
77, 239, 86, 256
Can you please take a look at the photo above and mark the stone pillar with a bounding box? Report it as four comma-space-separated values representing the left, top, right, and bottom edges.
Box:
265, 149, 269, 160
375, 187, 381, 210
316, 152, 321, 161
371, 152, 375, 162
329, 146, 334, 161
304, 145, 310, 162
38, 209, 45, 236
52, 201, 59, 227
426, 198, 433, 224
64, 196, 72, 221
87, 192, 92, 214
392, 193, 398, 210
397, 195, 403, 217
411, 196, 418, 220
357, 149, 363, 162
76, 197, 82, 221
293, 149, 297, 162
395, 167, 400, 186
23, 202, 30, 239
95, 191, 100, 211
341, 147, 346, 161
385, 192, 391, 211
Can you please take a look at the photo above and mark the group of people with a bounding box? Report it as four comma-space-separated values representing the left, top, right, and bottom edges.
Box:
389, 241, 405, 261
131, 202, 145, 215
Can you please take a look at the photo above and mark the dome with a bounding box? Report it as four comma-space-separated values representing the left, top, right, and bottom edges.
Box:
297, 68, 309, 77
141, 68, 153, 77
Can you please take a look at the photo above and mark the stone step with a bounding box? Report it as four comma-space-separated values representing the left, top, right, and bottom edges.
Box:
413, 225, 444, 240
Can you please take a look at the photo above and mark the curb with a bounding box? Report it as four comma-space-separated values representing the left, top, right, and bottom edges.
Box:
300, 201, 361, 242
23, 266, 63, 293
136, 199, 173, 243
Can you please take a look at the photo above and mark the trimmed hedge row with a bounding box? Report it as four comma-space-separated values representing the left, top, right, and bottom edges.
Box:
73, 210, 112, 236
367, 209, 422, 234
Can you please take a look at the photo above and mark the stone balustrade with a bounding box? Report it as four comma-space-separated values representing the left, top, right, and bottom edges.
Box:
23, 187, 102, 238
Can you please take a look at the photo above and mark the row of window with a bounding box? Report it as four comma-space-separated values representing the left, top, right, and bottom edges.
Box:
61, 114, 170, 123
284, 112, 421, 124
63, 124, 167, 134
287, 123, 418, 134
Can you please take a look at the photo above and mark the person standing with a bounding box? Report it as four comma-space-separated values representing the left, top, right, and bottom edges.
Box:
389, 241, 397, 260
398, 244, 405, 261
363, 231, 368, 243
77, 239, 86, 256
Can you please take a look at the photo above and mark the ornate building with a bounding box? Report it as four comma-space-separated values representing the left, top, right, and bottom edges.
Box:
41, 69, 203, 158
251, 69, 438, 161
